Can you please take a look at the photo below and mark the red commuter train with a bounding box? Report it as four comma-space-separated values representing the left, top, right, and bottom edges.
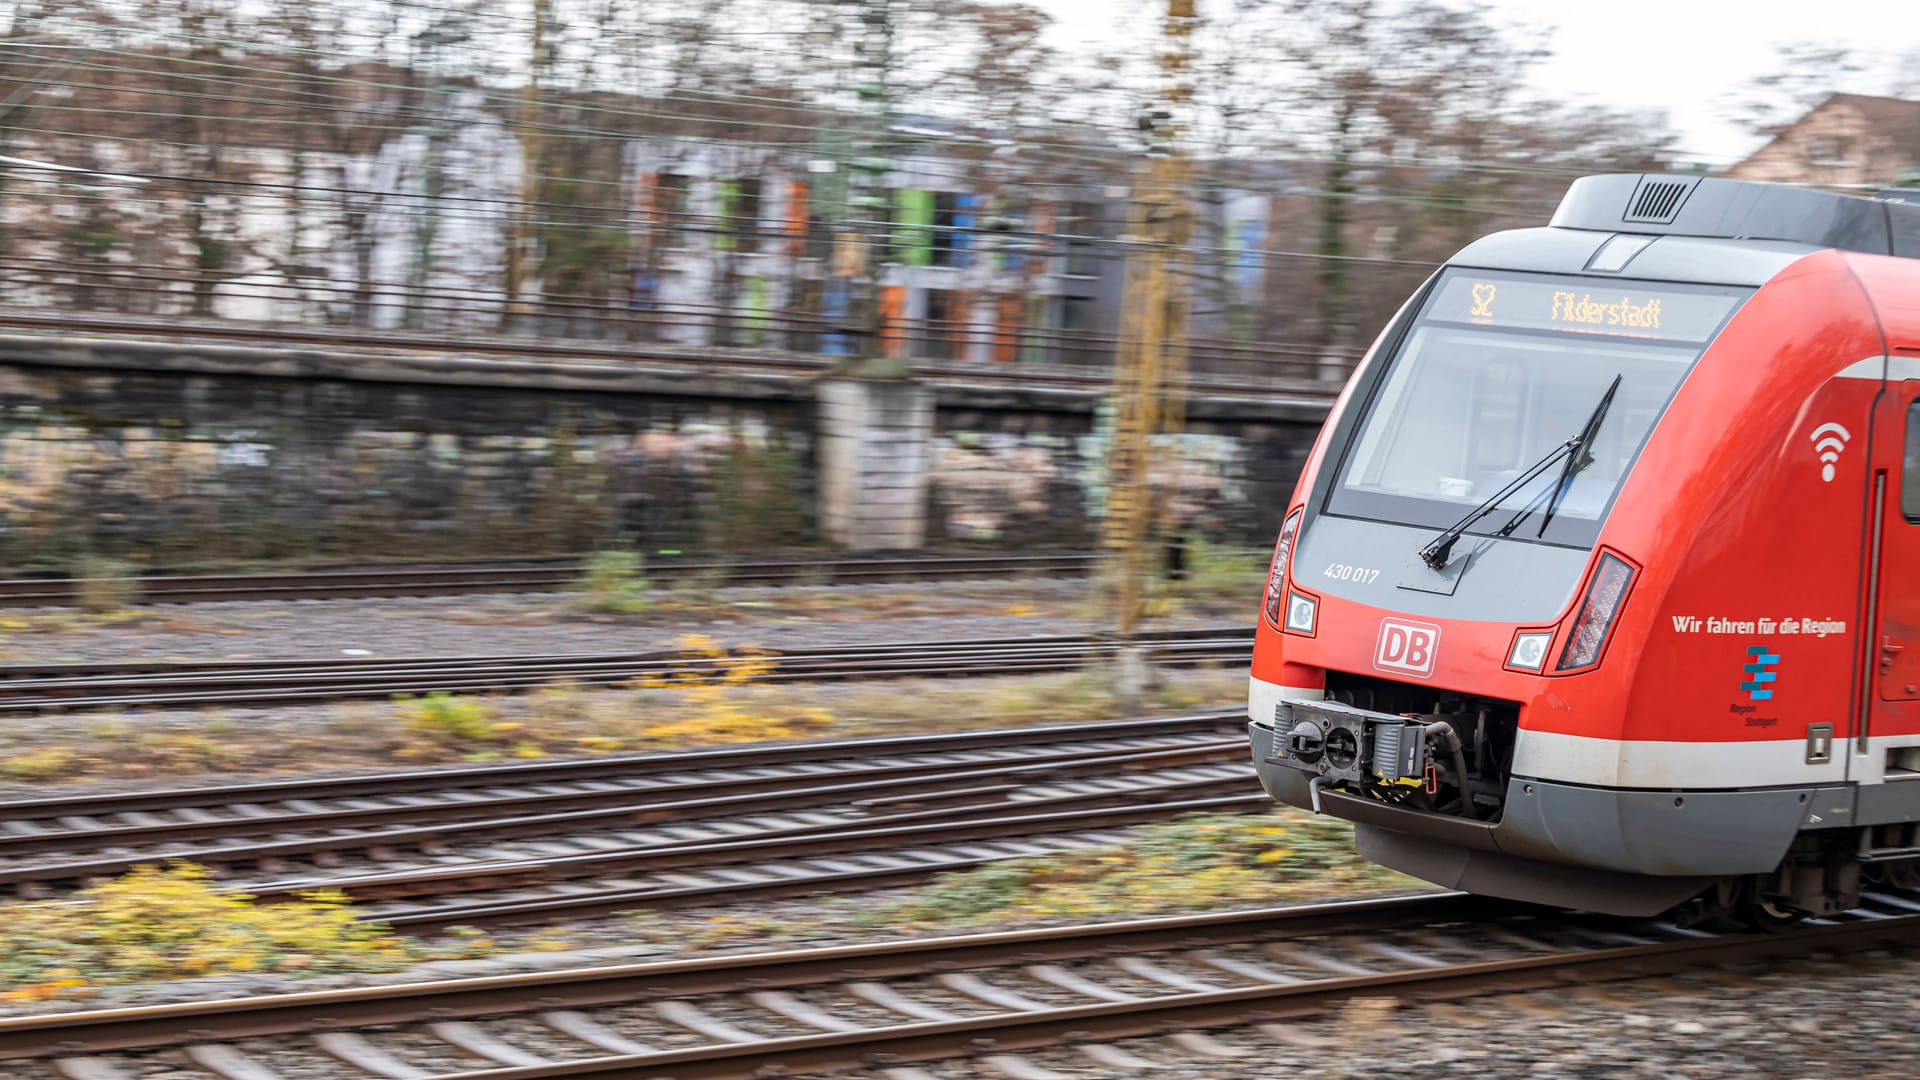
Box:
1249, 173, 1920, 924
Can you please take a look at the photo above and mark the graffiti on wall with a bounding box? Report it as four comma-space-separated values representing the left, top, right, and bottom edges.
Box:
0, 376, 813, 570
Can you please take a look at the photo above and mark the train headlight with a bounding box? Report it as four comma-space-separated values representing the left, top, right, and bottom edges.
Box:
1285, 591, 1319, 634
1263, 508, 1303, 628
1507, 631, 1553, 672
1556, 552, 1637, 671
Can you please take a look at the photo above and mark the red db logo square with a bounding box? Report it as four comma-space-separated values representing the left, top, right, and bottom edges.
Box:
1375, 618, 1441, 678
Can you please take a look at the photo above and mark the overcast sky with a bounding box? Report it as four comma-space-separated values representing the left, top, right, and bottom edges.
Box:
1025, 0, 1920, 167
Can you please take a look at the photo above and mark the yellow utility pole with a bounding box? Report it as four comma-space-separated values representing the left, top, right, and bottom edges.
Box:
1101, 0, 1196, 692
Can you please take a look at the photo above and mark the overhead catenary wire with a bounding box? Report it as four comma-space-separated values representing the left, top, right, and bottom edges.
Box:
0, 0, 1752, 366
0, 173, 1451, 275
0, 62, 1728, 180
0, 4, 1735, 186
0, 10, 1749, 173
29, 0, 1739, 171
0, 119, 1581, 228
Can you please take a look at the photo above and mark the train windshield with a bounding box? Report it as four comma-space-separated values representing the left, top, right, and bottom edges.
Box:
1328, 270, 1750, 548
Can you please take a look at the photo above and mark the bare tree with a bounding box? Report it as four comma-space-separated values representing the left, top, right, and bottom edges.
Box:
0, 0, 1688, 356
1734, 42, 1871, 139
1248, 0, 1544, 347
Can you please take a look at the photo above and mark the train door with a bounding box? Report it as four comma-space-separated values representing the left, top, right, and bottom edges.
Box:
1867, 383, 1920, 760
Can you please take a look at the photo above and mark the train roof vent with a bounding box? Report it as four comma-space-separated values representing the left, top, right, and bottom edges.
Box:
1623, 176, 1695, 223
1553, 173, 1920, 258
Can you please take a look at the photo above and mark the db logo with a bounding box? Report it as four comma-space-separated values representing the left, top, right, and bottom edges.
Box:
1375, 618, 1441, 678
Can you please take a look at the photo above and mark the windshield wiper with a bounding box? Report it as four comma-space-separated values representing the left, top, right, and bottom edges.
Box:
1417, 440, 1578, 570
1415, 374, 1624, 571
1535, 374, 1622, 538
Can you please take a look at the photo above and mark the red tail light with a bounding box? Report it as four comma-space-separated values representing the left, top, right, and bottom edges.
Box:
1264, 509, 1303, 627
1557, 552, 1635, 671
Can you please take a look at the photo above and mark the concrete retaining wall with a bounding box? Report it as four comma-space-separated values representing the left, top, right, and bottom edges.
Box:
0, 334, 1326, 569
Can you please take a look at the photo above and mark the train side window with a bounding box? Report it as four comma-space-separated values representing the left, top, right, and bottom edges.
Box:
1905, 402, 1920, 521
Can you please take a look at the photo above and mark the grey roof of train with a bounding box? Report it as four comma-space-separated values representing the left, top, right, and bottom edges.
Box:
1447, 173, 1920, 286
1448, 229, 1815, 286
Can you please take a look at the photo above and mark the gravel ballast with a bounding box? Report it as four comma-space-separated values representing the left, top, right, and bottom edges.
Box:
0, 580, 1194, 665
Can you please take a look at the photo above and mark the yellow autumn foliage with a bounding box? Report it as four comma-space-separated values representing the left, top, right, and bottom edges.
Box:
0, 863, 419, 1003
637, 634, 833, 745
0, 746, 83, 781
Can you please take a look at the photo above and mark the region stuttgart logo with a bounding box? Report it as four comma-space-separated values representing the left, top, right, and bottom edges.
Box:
1375, 618, 1441, 678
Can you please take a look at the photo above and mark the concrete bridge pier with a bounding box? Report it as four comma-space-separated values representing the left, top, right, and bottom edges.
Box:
815, 376, 935, 552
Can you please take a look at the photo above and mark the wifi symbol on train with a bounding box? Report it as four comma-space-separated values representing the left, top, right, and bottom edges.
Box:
1811, 422, 1851, 483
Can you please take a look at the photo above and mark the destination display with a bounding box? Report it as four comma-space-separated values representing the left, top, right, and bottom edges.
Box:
1430, 276, 1744, 343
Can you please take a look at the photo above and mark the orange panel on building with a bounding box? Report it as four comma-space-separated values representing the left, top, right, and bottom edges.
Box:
994, 295, 1022, 362
787, 180, 809, 257
1029, 201, 1053, 274
950, 289, 973, 358
635, 171, 658, 219
880, 285, 907, 358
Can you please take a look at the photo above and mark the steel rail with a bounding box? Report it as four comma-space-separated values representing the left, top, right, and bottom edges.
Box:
431, 913, 1920, 1080
0, 792, 1262, 928
310, 791, 1272, 929
0, 642, 1240, 696
0, 552, 1108, 608
0, 626, 1240, 679
16, 893, 1917, 1074
0, 712, 1246, 819
0, 725, 1248, 859
0, 718, 1262, 928
0, 651, 1241, 712
0, 628, 1253, 713
0, 893, 1504, 1059
0, 626, 1241, 680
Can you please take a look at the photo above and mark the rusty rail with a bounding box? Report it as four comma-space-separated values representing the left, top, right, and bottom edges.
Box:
6, 893, 1916, 1075
0, 551, 1107, 607
0, 627, 1254, 713
0, 713, 1260, 927
0, 894, 1498, 1058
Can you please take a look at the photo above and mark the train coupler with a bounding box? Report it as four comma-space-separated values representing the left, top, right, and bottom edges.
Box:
1267, 698, 1430, 786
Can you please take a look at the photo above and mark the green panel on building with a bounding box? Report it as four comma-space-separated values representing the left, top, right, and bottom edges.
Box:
716, 179, 741, 252
893, 188, 934, 266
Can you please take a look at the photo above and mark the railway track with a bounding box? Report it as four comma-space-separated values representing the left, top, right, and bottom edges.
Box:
0, 714, 1263, 928
0, 627, 1252, 713
0, 553, 1108, 608
304, 791, 1266, 932
8, 891, 1918, 1078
